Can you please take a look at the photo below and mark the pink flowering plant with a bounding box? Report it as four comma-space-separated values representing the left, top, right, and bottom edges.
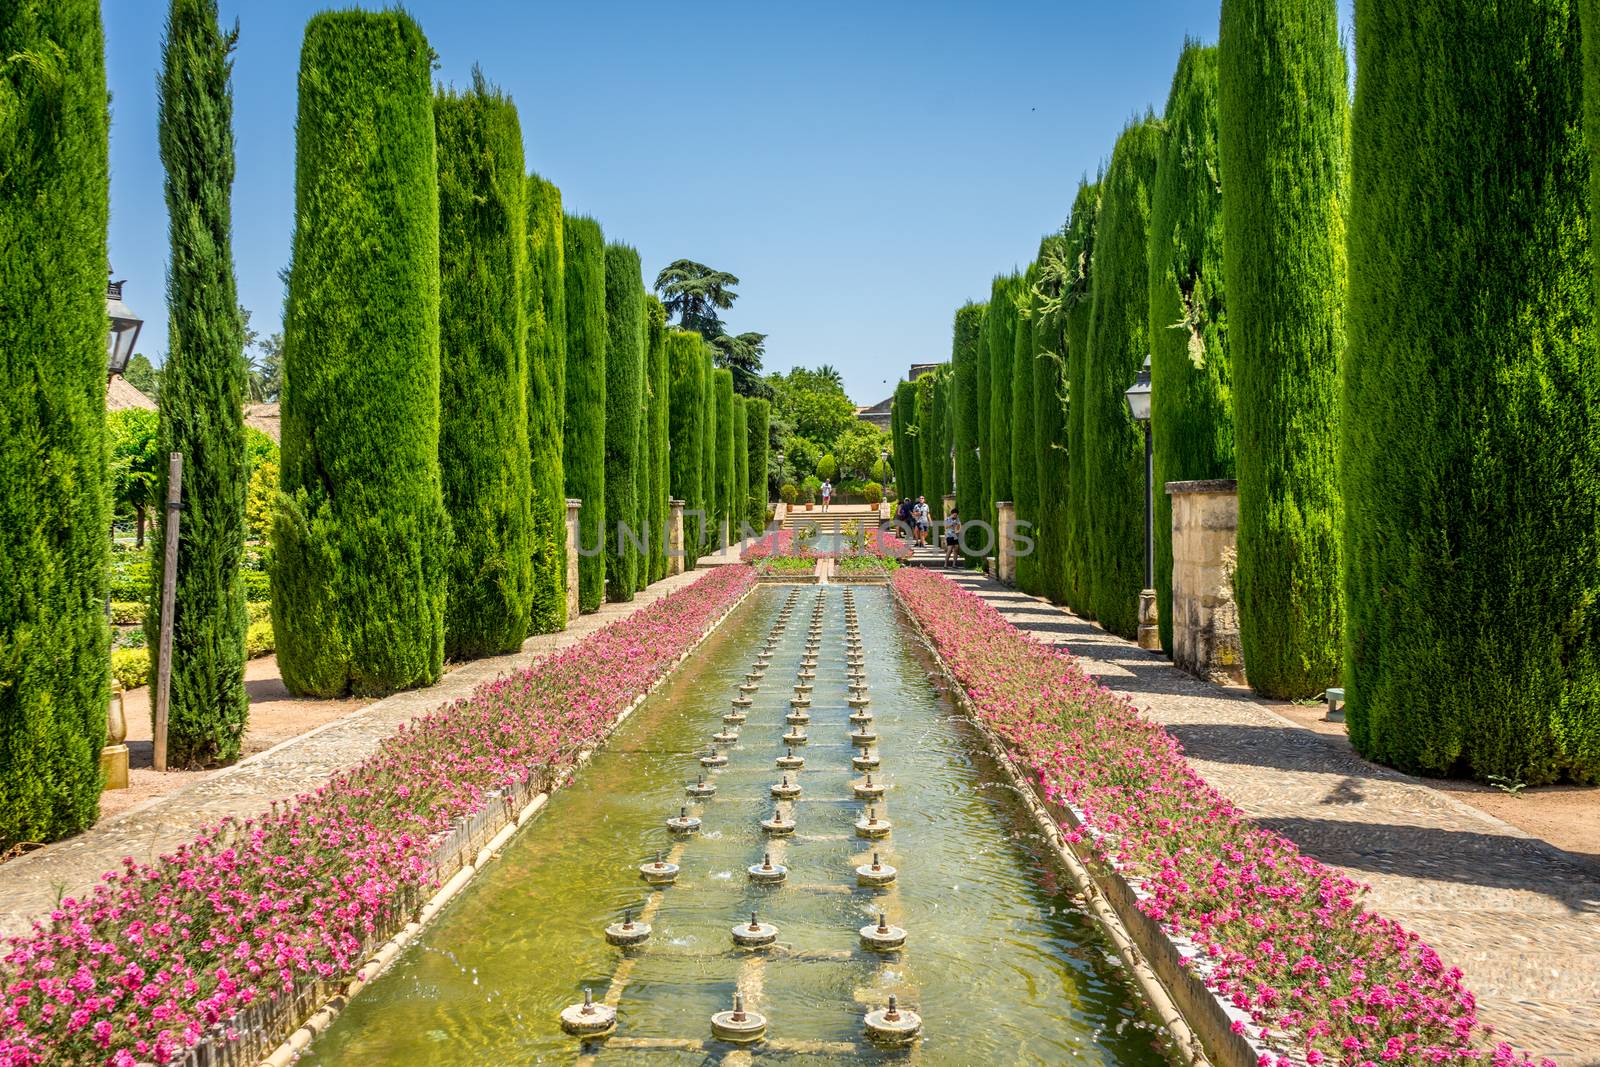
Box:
892, 569, 1549, 1067
0, 566, 754, 1067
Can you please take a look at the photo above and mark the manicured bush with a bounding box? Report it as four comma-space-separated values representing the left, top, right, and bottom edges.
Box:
701, 350, 718, 550
731, 395, 748, 537
0, 0, 111, 846
111, 649, 151, 693
863, 481, 883, 506
274, 10, 448, 697
1033, 234, 1071, 605
245, 619, 275, 659
1010, 263, 1041, 593
562, 215, 607, 612
800, 475, 821, 504
951, 303, 986, 558
436, 77, 533, 656
1219, 0, 1347, 697
644, 297, 670, 584
746, 397, 771, 526
985, 274, 1021, 525
667, 330, 705, 565
524, 175, 567, 634
1084, 118, 1160, 638
602, 242, 645, 602
1063, 180, 1100, 615
1149, 43, 1233, 655
816, 452, 838, 483
714, 367, 736, 540
892, 379, 918, 502
780, 483, 798, 505
1346, 0, 1599, 783
147, 0, 250, 765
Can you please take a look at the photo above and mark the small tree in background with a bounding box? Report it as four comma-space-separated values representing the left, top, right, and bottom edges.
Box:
150, 0, 250, 763
274, 9, 450, 697
562, 215, 606, 612
524, 175, 566, 633
0, 0, 112, 845
109, 410, 162, 548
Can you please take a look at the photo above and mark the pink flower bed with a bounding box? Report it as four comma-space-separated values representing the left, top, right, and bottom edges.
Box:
892, 569, 1548, 1067
0, 566, 755, 1067
740, 526, 906, 561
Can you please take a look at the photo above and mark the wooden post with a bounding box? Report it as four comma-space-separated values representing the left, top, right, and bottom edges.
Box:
153, 452, 183, 772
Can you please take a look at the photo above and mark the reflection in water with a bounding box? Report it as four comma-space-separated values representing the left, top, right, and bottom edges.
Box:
306, 587, 1172, 1065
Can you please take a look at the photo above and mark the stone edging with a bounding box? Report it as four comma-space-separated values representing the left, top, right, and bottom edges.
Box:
256, 580, 757, 1067
892, 582, 1276, 1067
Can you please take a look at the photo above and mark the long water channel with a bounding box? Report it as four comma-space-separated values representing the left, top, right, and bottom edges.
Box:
306, 585, 1171, 1064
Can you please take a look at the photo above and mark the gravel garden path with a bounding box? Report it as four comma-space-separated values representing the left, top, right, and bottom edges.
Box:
947, 571, 1600, 1064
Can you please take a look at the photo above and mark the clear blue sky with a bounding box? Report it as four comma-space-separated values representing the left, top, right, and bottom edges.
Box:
106, 1, 1353, 406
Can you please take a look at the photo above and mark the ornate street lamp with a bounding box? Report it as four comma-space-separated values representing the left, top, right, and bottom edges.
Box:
106, 275, 143, 381
1123, 355, 1158, 649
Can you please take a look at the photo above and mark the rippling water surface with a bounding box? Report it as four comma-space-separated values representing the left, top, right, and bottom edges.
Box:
306, 585, 1172, 1065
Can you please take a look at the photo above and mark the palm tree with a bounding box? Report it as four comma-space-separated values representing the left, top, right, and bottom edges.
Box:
815, 364, 843, 388
654, 259, 740, 338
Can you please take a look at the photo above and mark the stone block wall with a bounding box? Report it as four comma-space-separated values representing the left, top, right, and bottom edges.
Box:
1165, 480, 1246, 686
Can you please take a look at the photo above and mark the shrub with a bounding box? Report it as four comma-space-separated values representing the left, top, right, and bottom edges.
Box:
0, 0, 111, 847
1084, 118, 1160, 638
110, 601, 145, 626
745, 397, 771, 526
780, 483, 799, 505
436, 76, 534, 657
1345, 0, 1599, 782
816, 452, 838, 483
246, 458, 277, 543
274, 9, 448, 697
525, 175, 567, 633
602, 242, 644, 602
1063, 180, 1101, 615
951, 303, 986, 560
863, 481, 883, 506
800, 475, 821, 504
242, 570, 269, 602
667, 330, 705, 564
1149, 43, 1233, 655
112, 648, 151, 692
1219, 0, 1347, 697
110, 556, 153, 603
562, 215, 607, 611
247, 601, 271, 627
245, 620, 275, 659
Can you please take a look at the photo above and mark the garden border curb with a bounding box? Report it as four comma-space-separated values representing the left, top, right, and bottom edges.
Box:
892, 579, 1276, 1067
255, 576, 757, 1067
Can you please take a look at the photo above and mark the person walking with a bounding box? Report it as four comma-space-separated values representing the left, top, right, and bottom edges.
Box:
819, 479, 833, 513
913, 496, 931, 547
944, 506, 961, 567
895, 496, 914, 542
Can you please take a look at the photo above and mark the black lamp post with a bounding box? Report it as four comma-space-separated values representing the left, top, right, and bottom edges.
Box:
1123, 355, 1157, 649
106, 275, 143, 381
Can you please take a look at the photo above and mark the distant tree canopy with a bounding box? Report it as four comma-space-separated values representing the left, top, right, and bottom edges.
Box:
654, 259, 768, 396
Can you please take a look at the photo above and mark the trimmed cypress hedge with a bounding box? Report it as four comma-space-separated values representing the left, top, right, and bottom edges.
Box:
0, 0, 111, 844
893, 379, 919, 503
731, 395, 748, 538
1346, 0, 1600, 783
524, 175, 566, 634
275, 10, 449, 696
714, 368, 735, 540
1149, 42, 1233, 655
701, 349, 718, 550
915, 371, 938, 514
603, 242, 645, 602
645, 296, 670, 584
151, 0, 249, 765
1063, 180, 1101, 615
1084, 117, 1160, 639
667, 330, 705, 565
1033, 234, 1071, 606
952, 303, 986, 558
1011, 261, 1042, 594
562, 214, 606, 613
746, 397, 771, 526
926, 367, 950, 521
986, 274, 1021, 524
1219, 0, 1347, 698
436, 77, 533, 656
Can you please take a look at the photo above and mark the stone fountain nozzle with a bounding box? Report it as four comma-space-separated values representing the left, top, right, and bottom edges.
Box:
885, 995, 900, 1021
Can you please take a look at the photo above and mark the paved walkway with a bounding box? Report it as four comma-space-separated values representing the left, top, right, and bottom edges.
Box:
947, 571, 1600, 1064
0, 562, 741, 941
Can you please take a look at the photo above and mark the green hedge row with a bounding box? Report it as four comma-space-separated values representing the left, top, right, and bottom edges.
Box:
563, 215, 606, 612
746, 397, 771, 526
645, 297, 670, 584
1011, 260, 1041, 594
985, 273, 1021, 525
714, 367, 735, 541
525, 175, 567, 634
1033, 234, 1070, 606
952, 303, 986, 557
731, 395, 748, 538
1063, 180, 1100, 615
602, 242, 644, 602
700, 349, 718, 551
668, 331, 706, 563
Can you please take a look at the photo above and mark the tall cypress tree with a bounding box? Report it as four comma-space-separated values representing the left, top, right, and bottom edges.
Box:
1064, 180, 1101, 615
952, 303, 986, 560
275, 10, 448, 696
986, 274, 1021, 526
436, 76, 533, 656
714, 368, 735, 542
893, 379, 919, 504
562, 215, 606, 612
1149, 43, 1233, 655
700, 349, 718, 550
603, 242, 644, 602
926, 367, 950, 521
524, 175, 566, 634
667, 330, 705, 566
1034, 233, 1071, 605
976, 298, 993, 528
1084, 117, 1160, 638
747, 397, 771, 526
644, 296, 670, 584
1219, 0, 1347, 698
1347, 0, 1599, 783
0, 0, 111, 844
732, 395, 748, 538
150, 0, 248, 765
1011, 261, 1043, 594
916, 372, 938, 512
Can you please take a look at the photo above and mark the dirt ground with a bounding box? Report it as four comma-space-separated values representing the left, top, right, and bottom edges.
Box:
101, 655, 372, 820
1271, 699, 1600, 863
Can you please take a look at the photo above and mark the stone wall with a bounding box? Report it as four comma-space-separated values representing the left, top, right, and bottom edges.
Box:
1165, 480, 1245, 686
